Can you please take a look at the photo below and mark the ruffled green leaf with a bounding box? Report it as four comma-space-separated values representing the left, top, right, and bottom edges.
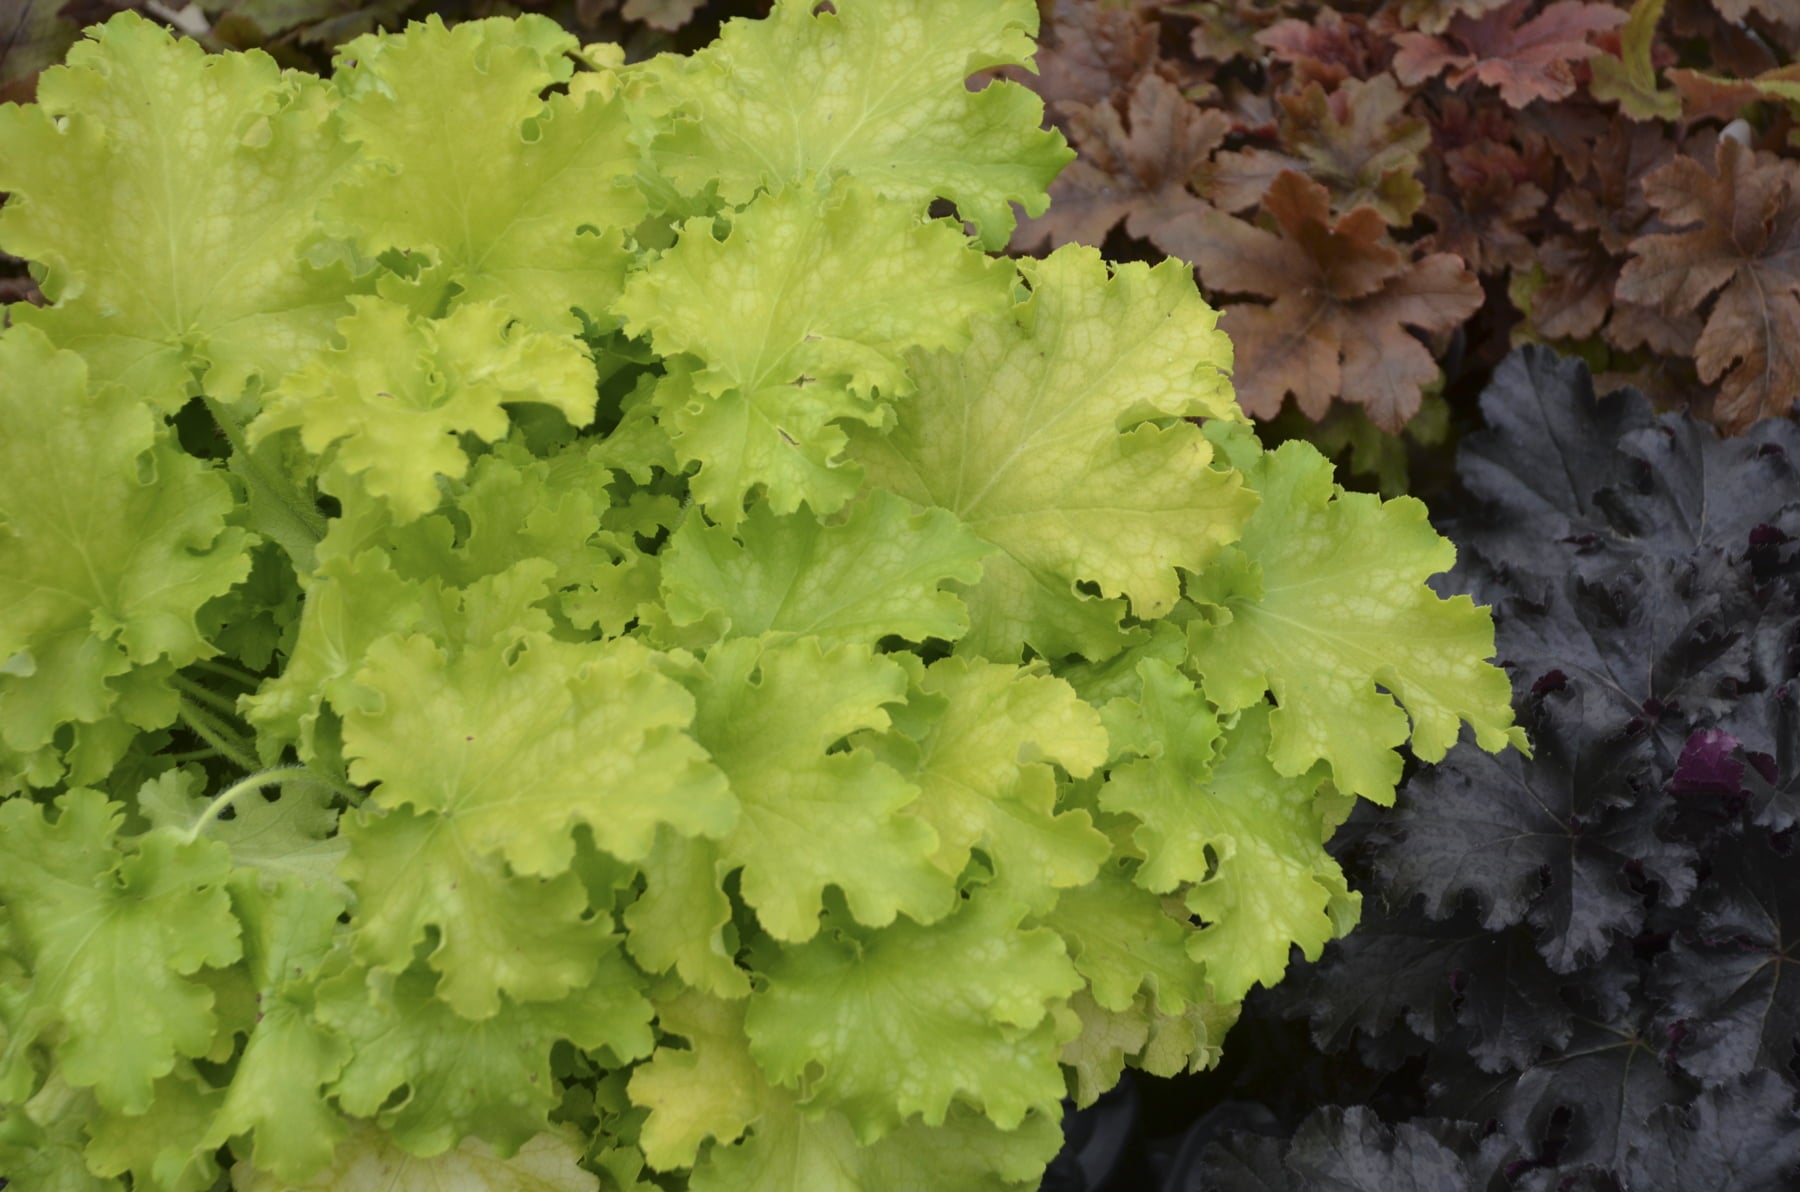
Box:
372, 441, 627, 607
636, 991, 1063, 1190
1097, 665, 1360, 1001
84, 1063, 225, 1192
137, 769, 349, 899
1057, 987, 1237, 1107
0, 1071, 119, 1192
1186, 435, 1525, 804
202, 876, 352, 1182
621, 831, 750, 1000
338, 804, 611, 1020
1178, 707, 1361, 1002
655, 491, 990, 649
744, 887, 1081, 1140
0, 792, 241, 1114
851, 246, 1253, 661
344, 630, 731, 873
250, 299, 597, 523
1094, 659, 1225, 893
317, 962, 652, 1156
628, 988, 764, 1170
241, 548, 442, 764
617, 182, 1012, 525
667, 637, 950, 941
233, 1121, 602, 1190
0, 327, 252, 786
244, 552, 556, 764
0, 13, 357, 407
1039, 862, 1208, 1016
327, 15, 645, 335
643, 0, 1070, 248
868, 656, 1111, 907
692, 1101, 1063, 1192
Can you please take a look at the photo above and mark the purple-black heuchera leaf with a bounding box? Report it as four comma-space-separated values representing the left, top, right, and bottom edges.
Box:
1384, 686, 1691, 972
1621, 1071, 1800, 1190
1200, 1107, 1517, 1192
1431, 1012, 1681, 1174
1653, 832, 1800, 1086
1449, 345, 1653, 591
1281, 905, 1578, 1075
1494, 553, 1756, 762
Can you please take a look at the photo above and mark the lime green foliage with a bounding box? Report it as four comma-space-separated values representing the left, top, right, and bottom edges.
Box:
871, 655, 1111, 905
616, 181, 1014, 524
1187, 434, 1528, 805
326, 15, 645, 337
0, 792, 241, 1115
0, 328, 254, 789
745, 888, 1082, 1138
670, 637, 947, 943
251, 298, 599, 522
639, 0, 1071, 248
0, 6, 1518, 1189
346, 629, 730, 870
232, 1123, 604, 1190
203, 876, 352, 1180
851, 247, 1255, 660
654, 491, 991, 647
0, 16, 357, 405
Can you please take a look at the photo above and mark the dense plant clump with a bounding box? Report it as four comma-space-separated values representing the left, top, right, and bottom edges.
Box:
1010, 0, 1800, 460
1179, 347, 1800, 1190
0, 2, 1521, 1187
0, 0, 755, 105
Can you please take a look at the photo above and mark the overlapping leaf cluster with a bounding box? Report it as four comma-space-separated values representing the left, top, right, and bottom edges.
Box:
1194, 346, 1800, 1189
0, 0, 729, 105
1011, 0, 1800, 446
0, 3, 1521, 1188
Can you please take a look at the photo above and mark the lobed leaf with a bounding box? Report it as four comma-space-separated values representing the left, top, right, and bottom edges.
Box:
0, 13, 358, 407
1186, 435, 1523, 805
666, 637, 950, 941
744, 887, 1082, 1140
1181, 172, 1481, 430
1618, 139, 1800, 429
1392, 0, 1625, 109
316, 961, 652, 1156
233, 1123, 603, 1191
342, 630, 730, 876
852, 245, 1251, 661
654, 489, 991, 651
641, 0, 1070, 248
0, 792, 241, 1115
617, 181, 1012, 527
250, 299, 598, 524
869, 655, 1111, 906
0, 327, 252, 787
326, 14, 645, 336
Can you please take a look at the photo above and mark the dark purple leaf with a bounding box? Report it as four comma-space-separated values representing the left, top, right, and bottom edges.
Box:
1621, 1071, 1800, 1190
1654, 833, 1800, 1085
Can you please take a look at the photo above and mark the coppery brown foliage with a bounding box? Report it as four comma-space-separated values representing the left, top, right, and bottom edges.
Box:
1012, 0, 1800, 434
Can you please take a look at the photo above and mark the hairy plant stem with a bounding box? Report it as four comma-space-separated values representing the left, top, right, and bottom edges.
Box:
176, 695, 259, 773
171, 672, 242, 718
182, 766, 363, 842
184, 765, 314, 842
190, 657, 261, 688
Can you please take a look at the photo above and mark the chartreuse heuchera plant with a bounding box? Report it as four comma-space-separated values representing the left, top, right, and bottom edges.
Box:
0, 2, 1523, 1188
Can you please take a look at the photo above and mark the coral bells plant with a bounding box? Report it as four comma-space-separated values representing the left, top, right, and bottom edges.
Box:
0, 3, 1519, 1188
1011, 0, 1800, 448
